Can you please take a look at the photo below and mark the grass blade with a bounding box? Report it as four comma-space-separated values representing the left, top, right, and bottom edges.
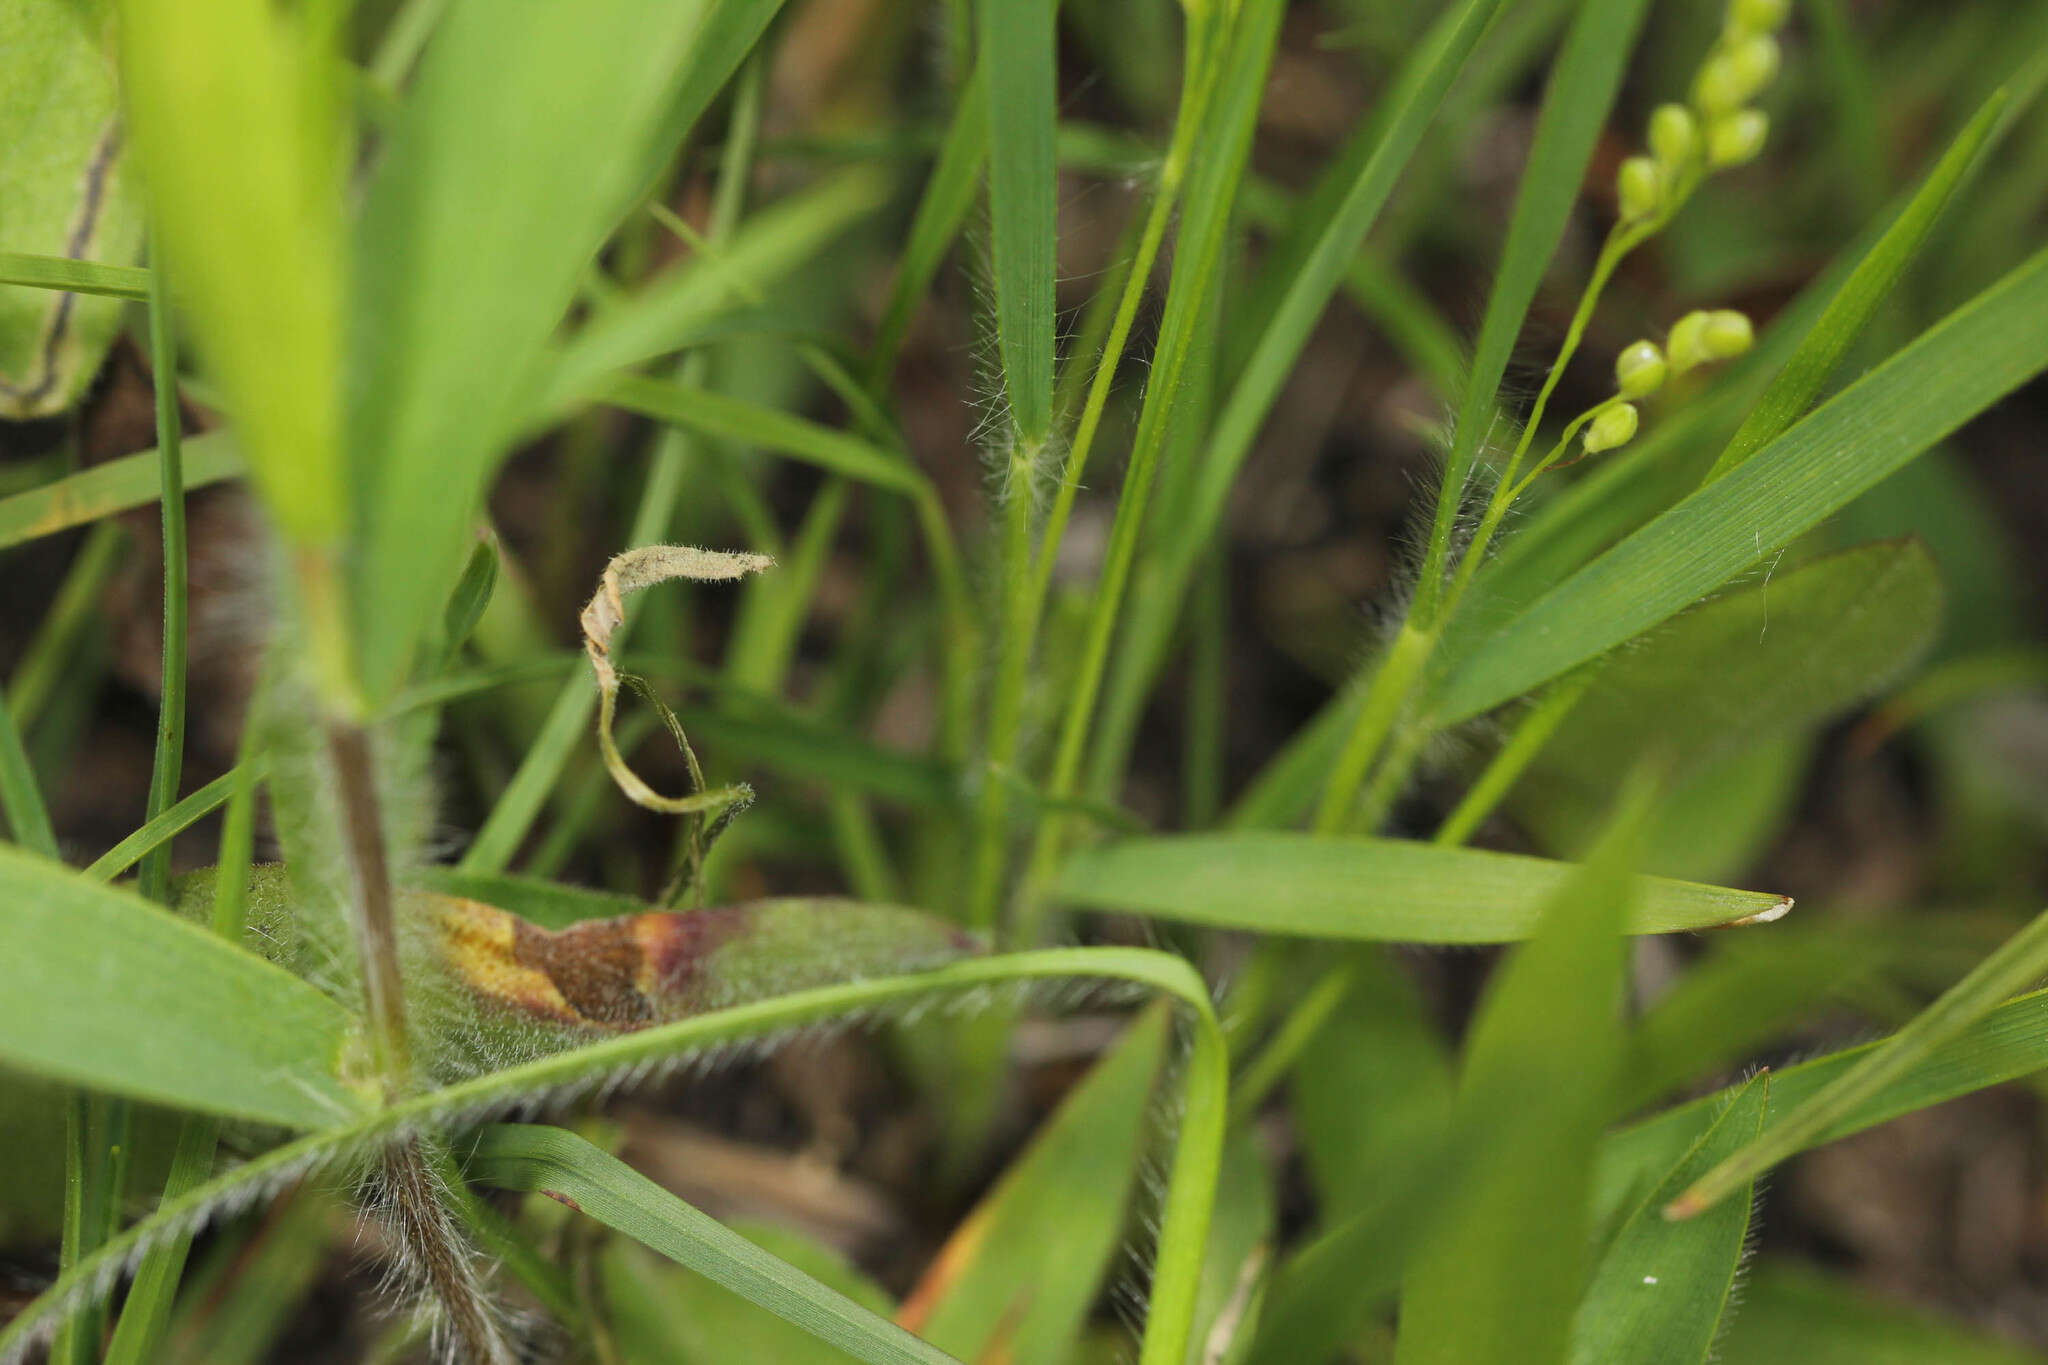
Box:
1667, 901, 2048, 1219
897, 1007, 1168, 1365
0, 253, 149, 301
979, 0, 1056, 443
1565, 1075, 1767, 1365
469, 1123, 964, 1365
347, 0, 715, 701
1054, 832, 1788, 942
1714, 1262, 2048, 1365
1433, 241, 2048, 725
0, 432, 242, 551
1703, 89, 2008, 482
1392, 774, 1648, 1365
0, 846, 364, 1129
1413, 0, 1656, 621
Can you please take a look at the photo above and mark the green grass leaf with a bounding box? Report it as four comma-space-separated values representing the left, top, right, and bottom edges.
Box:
115, 0, 345, 549
1565, 1075, 1767, 1365
1713, 1261, 2048, 1365
534, 168, 890, 421
1414, 0, 1655, 618
347, 0, 716, 701
1703, 89, 2008, 482
1054, 832, 1788, 942
0, 253, 149, 302
0, 433, 241, 551
1392, 776, 1646, 1365
979, 0, 1056, 443
869, 66, 988, 388
1516, 539, 1944, 843
469, 1123, 963, 1365
1098, 0, 1506, 772
0, 847, 364, 1130
1668, 900, 2048, 1219
903, 1006, 1168, 1365
1433, 240, 2048, 724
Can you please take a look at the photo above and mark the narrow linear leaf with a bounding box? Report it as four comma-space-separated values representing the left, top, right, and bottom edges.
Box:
902, 1007, 1167, 1365
0, 847, 364, 1130
1714, 1261, 2048, 1365
1433, 242, 2048, 724
468, 1123, 963, 1365
1703, 89, 2008, 481
1393, 776, 1648, 1365
1668, 901, 2048, 1219
536, 168, 890, 420
1054, 832, 1789, 942
1418, 0, 1656, 612
1565, 1075, 1768, 1365
979, 0, 1056, 441
870, 66, 988, 386
604, 373, 928, 497
0, 253, 150, 302
0, 433, 242, 551
348, 0, 718, 700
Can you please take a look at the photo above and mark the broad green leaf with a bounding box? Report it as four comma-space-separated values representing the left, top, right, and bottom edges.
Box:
1713, 1261, 2048, 1365
606, 1226, 894, 1365
979, 0, 1056, 442
1565, 1076, 1767, 1365
0, 433, 241, 551
1393, 777, 1646, 1365
1669, 900, 2048, 1218
347, 0, 713, 701
1704, 89, 2007, 481
0, 847, 364, 1129
115, 0, 344, 548
534, 168, 889, 421
1054, 832, 1788, 942
903, 1007, 1168, 1365
1415, 0, 1656, 618
1514, 540, 1943, 858
1432, 241, 2048, 724
1290, 952, 1453, 1217
1, 0, 145, 418
469, 1123, 960, 1365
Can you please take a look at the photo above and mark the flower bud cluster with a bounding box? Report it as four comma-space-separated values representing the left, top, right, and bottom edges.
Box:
1581, 308, 1753, 458
1615, 0, 1789, 219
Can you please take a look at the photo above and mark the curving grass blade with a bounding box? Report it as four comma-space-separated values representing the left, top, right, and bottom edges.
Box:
469, 1123, 964, 1365
1054, 832, 1787, 942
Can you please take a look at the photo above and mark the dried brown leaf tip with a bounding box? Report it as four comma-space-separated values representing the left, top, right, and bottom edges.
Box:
578, 544, 771, 829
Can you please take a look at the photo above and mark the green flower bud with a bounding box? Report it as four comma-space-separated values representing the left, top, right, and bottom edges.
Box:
1615, 340, 1667, 398
1649, 104, 1699, 171
1707, 109, 1769, 167
1694, 33, 1781, 113
1702, 309, 1754, 360
1667, 310, 1713, 374
1617, 156, 1663, 222
1728, 0, 1791, 34
1583, 403, 1640, 455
